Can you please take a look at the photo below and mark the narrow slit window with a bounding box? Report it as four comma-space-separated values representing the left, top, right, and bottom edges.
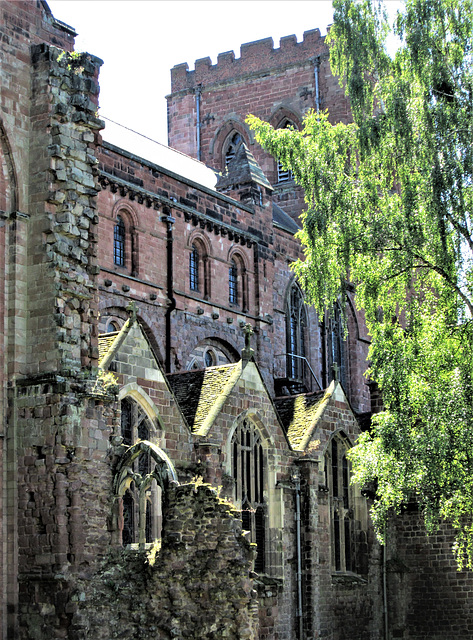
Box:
189, 244, 199, 291
114, 215, 126, 266
229, 259, 238, 305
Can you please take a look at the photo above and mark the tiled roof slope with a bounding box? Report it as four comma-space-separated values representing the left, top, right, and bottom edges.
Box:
274, 389, 328, 451
272, 202, 301, 235
216, 143, 272, 191
98, 331, 120, 365
167, 363, 242, 435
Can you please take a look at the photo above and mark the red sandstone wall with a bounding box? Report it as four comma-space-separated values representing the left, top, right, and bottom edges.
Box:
167, 30, 352, 224
387, 514, 473, 640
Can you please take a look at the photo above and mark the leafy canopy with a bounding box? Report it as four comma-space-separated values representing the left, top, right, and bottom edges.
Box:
247, 0, 473, 568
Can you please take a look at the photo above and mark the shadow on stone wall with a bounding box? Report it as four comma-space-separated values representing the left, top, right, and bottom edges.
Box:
72, 483, 258, 639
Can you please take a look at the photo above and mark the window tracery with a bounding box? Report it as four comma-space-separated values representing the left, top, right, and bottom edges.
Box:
231, 419, 266, 573
286, 283, 307, 380
277, 119, 296, 183
119, 397, 162, 547
224, 132, 243, 167
326, 433, 354, 573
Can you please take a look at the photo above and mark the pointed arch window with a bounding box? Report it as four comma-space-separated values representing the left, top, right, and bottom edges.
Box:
326, 433, 354, 572
119, 397, 161, 547
328, 303, 347, 390
225, 132, 243, 167
114, 215, 126, 266
277, 120, 296, 183
286, 283, 307, 380
232, 419, 266, 573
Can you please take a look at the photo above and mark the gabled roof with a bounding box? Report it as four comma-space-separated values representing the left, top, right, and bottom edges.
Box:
98, 319, 135, 369
274, 381, 337, 451
166, 362, 242, 436
98, 331, 121, 364
216, 143, 272, 191
272, 202, 301, 235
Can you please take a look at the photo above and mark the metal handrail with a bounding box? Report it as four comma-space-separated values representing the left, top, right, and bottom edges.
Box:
274, 353, 323, 391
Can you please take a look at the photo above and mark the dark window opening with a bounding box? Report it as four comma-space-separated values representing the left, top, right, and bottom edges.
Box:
114, 215, 126, 266
225, 132, 243, 167
286, 284, 306, 380
229, 259, 238, 305
190, 244, 199, 291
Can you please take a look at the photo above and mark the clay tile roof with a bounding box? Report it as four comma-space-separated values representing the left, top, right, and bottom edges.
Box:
98, 331, 121, 365
167, 363, 242, 435
274, 390, 327, 451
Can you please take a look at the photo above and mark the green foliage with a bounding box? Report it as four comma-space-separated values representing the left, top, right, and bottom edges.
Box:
248, 0, 473, 567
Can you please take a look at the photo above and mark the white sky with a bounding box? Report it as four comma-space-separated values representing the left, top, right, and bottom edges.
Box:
46, 1, 335, 148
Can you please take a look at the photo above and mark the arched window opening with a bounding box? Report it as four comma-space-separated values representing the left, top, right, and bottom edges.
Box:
225, 132, 243, 167
229, 259, 238, 305
277, 120, 296, 183
326, 434, 354, 573
119, 397, 162, 548
286, 284, 307, 381
204, 349, 216, 368
114, 215, 126, 266
328, 303, 348, 390
189, 244, 199, 292
106, 319, 121, 333
231, 419, 266, 573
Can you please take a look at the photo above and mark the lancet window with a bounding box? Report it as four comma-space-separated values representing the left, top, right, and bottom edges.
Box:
231, 419, 266, 573
286, 283, 307, 380
326, 433, 354, 572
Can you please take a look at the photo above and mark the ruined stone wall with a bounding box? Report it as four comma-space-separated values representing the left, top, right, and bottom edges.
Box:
11, 44, 115, 640
72, 483, 258, 640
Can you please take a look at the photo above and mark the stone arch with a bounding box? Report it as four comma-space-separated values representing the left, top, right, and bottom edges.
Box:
111, 199, 140, 228
114, 440, 177, 495
323, 428, 368, 574
269, 105, 302, 130
227, 248, 249, 311
226, 409, 275, 453
225, 411, 279, 575
187, 230, 212, 299
113, 390, 177, 548
210, 116, 252, 170
112, 200, 139, 276
118, 383, 165, 434
186, 336, 239, 370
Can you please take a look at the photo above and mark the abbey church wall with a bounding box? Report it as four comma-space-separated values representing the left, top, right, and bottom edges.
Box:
1, 2, 473, 639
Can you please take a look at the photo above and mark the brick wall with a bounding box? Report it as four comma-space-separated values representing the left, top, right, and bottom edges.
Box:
387, 513, 473, 640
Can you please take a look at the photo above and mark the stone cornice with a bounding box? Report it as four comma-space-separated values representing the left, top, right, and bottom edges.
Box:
99, 171, 259, 247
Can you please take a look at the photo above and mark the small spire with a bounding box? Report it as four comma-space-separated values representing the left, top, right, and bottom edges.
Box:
332, 361, 339, 382
126, 300, 137, 323
242, 323, 254, 362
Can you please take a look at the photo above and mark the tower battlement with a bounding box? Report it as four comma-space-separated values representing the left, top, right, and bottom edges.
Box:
171, 28, 325, 92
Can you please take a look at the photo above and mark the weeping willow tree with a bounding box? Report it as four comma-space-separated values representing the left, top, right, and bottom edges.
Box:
248, 0, 473, 568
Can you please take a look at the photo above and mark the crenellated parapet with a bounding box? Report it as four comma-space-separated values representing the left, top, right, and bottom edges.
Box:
171, 29, 326, 92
